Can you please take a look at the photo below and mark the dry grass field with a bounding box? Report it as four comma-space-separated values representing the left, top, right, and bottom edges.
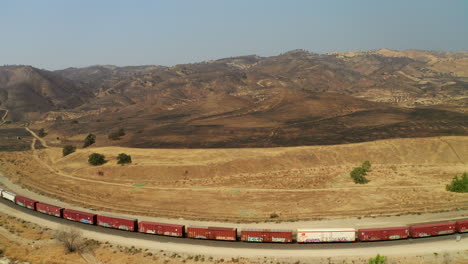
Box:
0, 136, 467, 222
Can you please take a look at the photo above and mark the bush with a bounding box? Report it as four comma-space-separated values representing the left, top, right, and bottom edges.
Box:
350, 167, 369, 184
55, 226, 86, 253
369, 254, 387, 264
38, 128, 47, 138
88, 153, 106, 166
362, 160, 372, 172
117, 153, 132, 164
62, 145, 76, 157
83, 133, 96, 148
446, 172, 468, 193
108, 128, 125, 140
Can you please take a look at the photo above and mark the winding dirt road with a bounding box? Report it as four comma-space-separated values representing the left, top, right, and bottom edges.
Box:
23, 127, 445, 193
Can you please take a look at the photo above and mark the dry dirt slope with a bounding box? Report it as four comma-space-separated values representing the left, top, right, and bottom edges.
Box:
1, 136, 467, 222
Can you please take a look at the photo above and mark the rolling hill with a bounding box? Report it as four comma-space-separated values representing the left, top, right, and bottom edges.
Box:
1, 49, 467, 147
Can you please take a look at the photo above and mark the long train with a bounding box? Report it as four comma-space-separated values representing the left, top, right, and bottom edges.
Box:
2, 189, 467, 243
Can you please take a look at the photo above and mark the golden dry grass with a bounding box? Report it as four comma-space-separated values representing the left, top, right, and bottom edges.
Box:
1, 136, 467, 222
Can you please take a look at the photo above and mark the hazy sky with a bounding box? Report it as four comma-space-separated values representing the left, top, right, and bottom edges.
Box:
1, 0, 467, 70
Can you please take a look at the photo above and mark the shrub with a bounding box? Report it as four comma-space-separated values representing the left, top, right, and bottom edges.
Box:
369, 254, 387, 264
38, 128, 47, 138
362, 160, 372, 172
62, 145, 76, 157
446, 172, 468, 193
270, 212, 279, 218
83, 133, 96, 148
88, 153, 106, 166
117, 153, 132, 164
55, 226, 86, 253
350, 167, 369, 184
108, 128, 125, 140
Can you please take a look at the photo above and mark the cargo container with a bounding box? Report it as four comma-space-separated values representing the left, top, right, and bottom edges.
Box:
187, 226, 237, 241
138, 221, 184, 237
297, 228, 356, 243
63, 209, 96, 225
1, 190, 16, 202
409, 222, 456, 237
358, 226, 409, 241
97, 214, 137, 231
36, 202, 63, 217
241, 229, 293, 243
455, 220, 468, 233
15, 195, 37, 210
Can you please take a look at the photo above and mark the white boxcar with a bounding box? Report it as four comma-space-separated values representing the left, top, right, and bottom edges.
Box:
297, 228, 356, 243
1, 190, 16, 202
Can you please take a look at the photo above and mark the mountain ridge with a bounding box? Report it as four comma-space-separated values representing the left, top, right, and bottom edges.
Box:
1, 49, 467, 147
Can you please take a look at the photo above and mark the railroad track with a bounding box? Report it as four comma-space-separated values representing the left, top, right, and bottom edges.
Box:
1, 198, 467, 251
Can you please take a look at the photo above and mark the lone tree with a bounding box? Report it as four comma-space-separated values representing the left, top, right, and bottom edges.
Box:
62, 145, 76, 157
117, 153, 132, 164
446, 172, 468, 193
38, 128, 47, 138
108, 128, 125, 140
88, 153, 106, 166
83, 133, 96, 148
55, 226, 86, 253
350, 167, 369, 184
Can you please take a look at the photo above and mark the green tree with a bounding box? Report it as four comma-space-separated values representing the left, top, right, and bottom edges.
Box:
369, 254, 387, 264
62, 145, 76, 157
446, 172, 468, 193
38, 128, 47, 138
83, 133, 96, 148
88, 153, 106, 166
117, 153, 132, 165
350, 167, 369, 184
362, 160, 372, 172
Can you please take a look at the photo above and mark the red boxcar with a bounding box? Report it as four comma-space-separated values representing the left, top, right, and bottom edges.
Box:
97, 215, 137, 231
36, 202, 63, 217
358, 226, 409, 241
456, 219, 468, 233
15, 195, 37, 210
138, 221, 184, 237
63, 209, 96, 225
187, 226, 237, 241
241, 229, 293, 243
409, 222, 456, 237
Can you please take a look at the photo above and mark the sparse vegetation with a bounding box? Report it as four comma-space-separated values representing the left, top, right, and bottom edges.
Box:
362, 160, 372, 171
117, 153, 132, 164
350, 161, 372, 184
38, 128, 47, 138
446, 172, 468, 193
368, 254, 387, 264
62, 145, 76, 157
83, 133, 96, 148
350, 166, 369, 184
270, 212, 279, 218
108, 128, 125, 140
88, 153, 106, 166
55, 226, 86, 253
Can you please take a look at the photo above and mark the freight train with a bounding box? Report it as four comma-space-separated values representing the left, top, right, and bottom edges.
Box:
1, 189, 467, 243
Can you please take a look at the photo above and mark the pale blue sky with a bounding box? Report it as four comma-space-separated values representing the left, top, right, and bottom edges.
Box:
1, 0, 467, 70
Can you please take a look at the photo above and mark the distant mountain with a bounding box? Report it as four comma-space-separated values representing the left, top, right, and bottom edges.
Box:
0, 66, 93, 121
2, 49, 467, 147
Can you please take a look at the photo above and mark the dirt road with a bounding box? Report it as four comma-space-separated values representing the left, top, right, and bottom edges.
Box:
1, 199, 467, 259
0, 109, 8, 125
